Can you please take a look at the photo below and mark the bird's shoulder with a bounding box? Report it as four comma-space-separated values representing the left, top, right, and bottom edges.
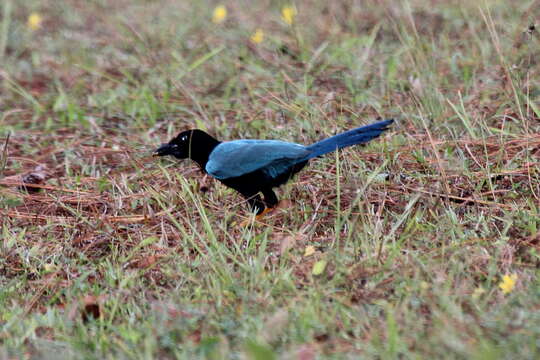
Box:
214, 139, 307, 153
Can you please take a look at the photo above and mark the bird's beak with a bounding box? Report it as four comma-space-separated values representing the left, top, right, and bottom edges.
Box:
153, 143, 172, 157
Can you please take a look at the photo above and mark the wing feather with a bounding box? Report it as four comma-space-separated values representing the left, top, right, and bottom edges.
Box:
206, 140, 310, 180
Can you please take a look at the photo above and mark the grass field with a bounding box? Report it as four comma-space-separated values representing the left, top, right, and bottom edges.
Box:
1, 0, 539, 358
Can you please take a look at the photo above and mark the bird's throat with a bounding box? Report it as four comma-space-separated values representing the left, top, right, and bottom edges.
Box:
189, 140, 220, 171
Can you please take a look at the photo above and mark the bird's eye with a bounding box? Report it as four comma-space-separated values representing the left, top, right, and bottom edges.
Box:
181, 136, 187, 141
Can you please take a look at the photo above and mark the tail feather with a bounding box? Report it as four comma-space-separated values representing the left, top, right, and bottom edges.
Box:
305, 119, 393, 159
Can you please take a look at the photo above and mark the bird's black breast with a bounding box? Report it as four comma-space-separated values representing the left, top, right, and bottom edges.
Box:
219, 160, 308, 196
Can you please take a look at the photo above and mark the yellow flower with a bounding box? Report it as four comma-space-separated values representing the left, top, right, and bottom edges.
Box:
472, 287, 486, 299
304, 245, 315, 257
44, 263, 56, 272
250, 29, 264, 44
498, 274, 517, 294
27, 12, 43, 31
212, 5, 227, 24
281, 5, 296, 25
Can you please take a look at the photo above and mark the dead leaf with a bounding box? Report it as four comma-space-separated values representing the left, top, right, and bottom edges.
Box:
280, 235, 297, 254
276, 199, 293, 210
70, 294, 106, 322
199, 174, 211, 193
295, 344, 317, 360
151, 301, 198, 320
19, 165, 49, 193
280, 233, 306, 255
128, 255, 160, 269
261, 308, 289, 343
409, 76, 423, 94
322, 91, 335, 112
271, 232, 307, 256
82, 295, 101, 322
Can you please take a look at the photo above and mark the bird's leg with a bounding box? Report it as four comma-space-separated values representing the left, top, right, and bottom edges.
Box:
244, 193, 266, 215
238, 193, 267, 226
262, 189, 278, 209
246, 188, 278, 220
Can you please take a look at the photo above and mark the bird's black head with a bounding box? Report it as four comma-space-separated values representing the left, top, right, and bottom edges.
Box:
154, 129, 220, 164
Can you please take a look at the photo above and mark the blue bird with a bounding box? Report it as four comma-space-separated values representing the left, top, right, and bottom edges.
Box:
155, 119, 394, 215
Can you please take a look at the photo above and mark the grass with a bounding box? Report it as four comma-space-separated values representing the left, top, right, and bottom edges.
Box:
1, 0, 539, 358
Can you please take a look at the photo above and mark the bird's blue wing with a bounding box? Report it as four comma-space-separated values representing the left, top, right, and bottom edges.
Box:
206, 140, 310, 180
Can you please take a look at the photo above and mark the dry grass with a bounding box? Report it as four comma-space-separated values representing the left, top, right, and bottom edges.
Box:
1, 0, 539, 358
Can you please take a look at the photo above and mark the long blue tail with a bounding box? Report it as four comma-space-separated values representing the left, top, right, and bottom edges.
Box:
305, 119, 394, 159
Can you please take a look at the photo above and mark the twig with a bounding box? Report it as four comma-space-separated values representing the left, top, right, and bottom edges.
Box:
0, 132, 10, 179
398, 186, 515, 209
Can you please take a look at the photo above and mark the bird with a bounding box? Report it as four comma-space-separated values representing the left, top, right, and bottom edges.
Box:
154, 119, 394, 216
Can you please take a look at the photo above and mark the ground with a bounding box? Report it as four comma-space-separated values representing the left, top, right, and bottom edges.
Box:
0, 0, 539, 358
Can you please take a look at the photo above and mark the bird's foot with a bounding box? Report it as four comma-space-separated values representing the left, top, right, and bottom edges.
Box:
256, 207, 274, 219
239, 207, 274, 227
